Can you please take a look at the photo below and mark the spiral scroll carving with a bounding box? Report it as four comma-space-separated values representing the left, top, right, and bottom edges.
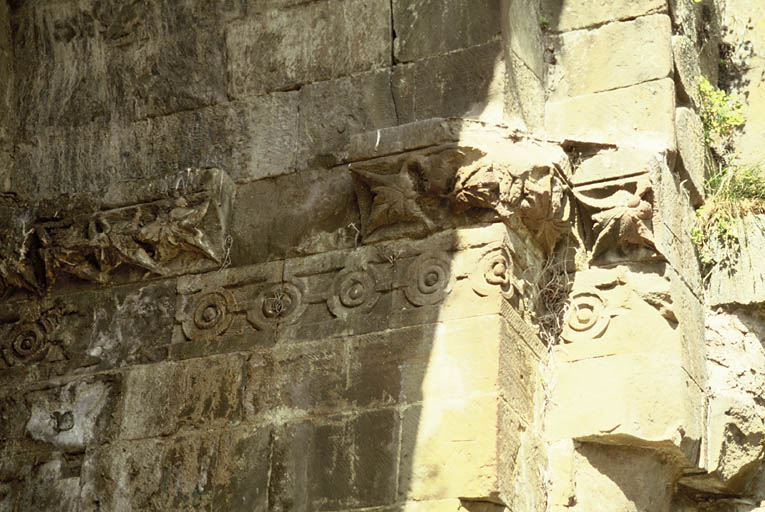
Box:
3, 324, 46, 366
472, 244, 517, 300
404, 252, 451, 306
1, 308, 64, 367
182, 288, 237, 341
247, 281, 306, 329
327, 267, 380, 319
560, 291, 610, 343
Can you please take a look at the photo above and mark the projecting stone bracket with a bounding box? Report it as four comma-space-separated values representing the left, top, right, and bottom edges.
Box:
344, 119, 673, 268
345, 119, 575, 254
0, 168, 235, 296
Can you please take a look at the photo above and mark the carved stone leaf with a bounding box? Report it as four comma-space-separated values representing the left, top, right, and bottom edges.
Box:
367, 184, 425, 234
575, 176, 656, 259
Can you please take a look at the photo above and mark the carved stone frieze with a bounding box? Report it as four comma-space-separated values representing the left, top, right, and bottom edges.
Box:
559, 266, 677, 345
173, 224, 540, 345
0, 168, 234, 295
347, 122, 575, 253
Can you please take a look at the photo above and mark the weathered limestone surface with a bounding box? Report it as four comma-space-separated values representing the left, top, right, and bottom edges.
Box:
701, 310, 765, 494
546, 78, 678, 150
548, 15, 673, 99
3, 0, 765, 511
392, 0, 501, 63
675, 106, 709, 206
541, 0, 666, 32
707, 215, 765, 306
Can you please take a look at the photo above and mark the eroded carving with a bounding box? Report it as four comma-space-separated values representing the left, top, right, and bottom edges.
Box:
574, 175, 655, 260
472, 244, 519, 300
0, 168, 234, 294
452, 156, 573, 252
247, 281, 306, 329
182, 288, 237, 341
327, 267, 380, 319
351, 163, 433, 237
404, 251, 451, 306
560, 291, 610, 343
1, 306, 65, 367
349, 137, 574, 253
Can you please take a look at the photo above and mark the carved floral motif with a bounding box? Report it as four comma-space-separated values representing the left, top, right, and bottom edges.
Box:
350, 161, 434, 239
0, 169, 233, 295
451, 155, 573, 252
472, 244, 519, 300
573, 175, 655, 259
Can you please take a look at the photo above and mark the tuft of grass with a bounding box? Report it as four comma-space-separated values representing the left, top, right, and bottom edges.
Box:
691, 164, 765, 275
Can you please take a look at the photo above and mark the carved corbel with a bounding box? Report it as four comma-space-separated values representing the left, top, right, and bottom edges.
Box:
346, 121, 576, 253
572, 174, 656, 261
450, 151, 575, 253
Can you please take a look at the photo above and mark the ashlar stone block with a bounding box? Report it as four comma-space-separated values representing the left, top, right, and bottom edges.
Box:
545, 78, 677, 151
226, 0, 391, 97
393, 0, 501, 63
547, 15, 672, 99
268, 410, 399, 510
546, 267, 704, 463
392, 41, 507, 124
119, 354, 243, 439
297, 69, 398, 171
541, 0, 667, 32
23, 375, 122, 452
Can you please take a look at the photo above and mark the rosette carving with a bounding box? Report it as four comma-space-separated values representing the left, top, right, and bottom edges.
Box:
404, 252, 451, 306
560, 291, 610, 343
472, 244, 518, 300
247, 281, 306, 329
327, 267, 380, 319
182, 288, 237, 341
1, 308, 63, 367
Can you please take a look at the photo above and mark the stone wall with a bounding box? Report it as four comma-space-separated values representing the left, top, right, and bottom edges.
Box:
1, 0, 765, 511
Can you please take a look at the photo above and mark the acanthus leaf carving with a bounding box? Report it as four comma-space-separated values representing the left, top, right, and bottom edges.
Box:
451, 153, 574, 253
350, 161, 435, 240
573, 174, 656, 261
0, 168, 234, 295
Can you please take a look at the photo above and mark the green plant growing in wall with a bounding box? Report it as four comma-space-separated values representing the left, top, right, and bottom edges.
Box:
690, 75, 758, 277
691, 164, 765, 275
697, 76, 744, 150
